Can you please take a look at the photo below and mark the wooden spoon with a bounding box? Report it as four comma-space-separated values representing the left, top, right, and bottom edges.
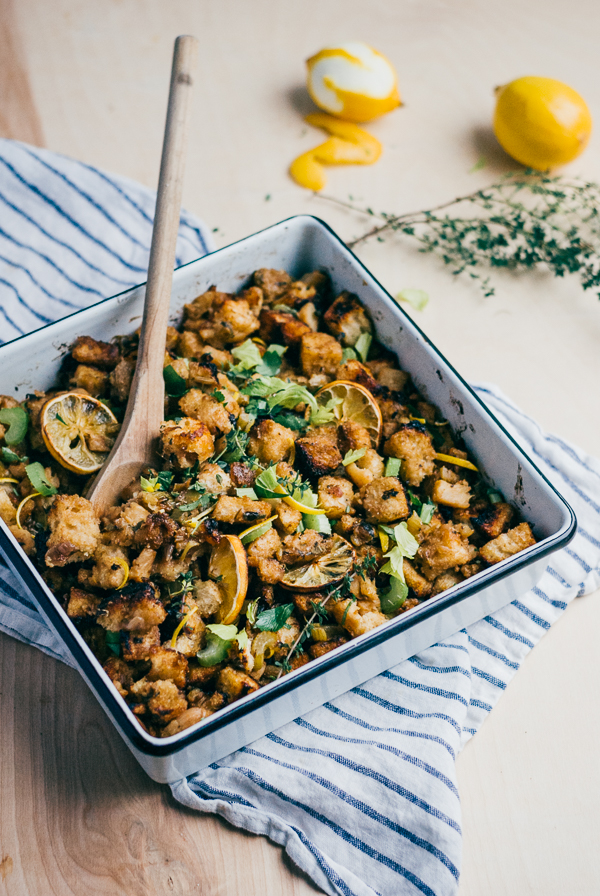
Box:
87, 35, 198, 515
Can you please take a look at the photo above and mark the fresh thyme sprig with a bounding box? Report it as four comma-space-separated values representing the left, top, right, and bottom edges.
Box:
320, 172, 600, 298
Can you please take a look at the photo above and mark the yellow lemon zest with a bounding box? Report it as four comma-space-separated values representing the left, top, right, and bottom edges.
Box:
409, 415, 427, 425
239, 514, 278, 542
290, 114, 382, 191
180, 539, 199, 563
114, 558, 129, 590
16, 491, 41, 529
435, 453, 479, 472
493, 76, 592, 170
170, 605, 199, 649
378, 527, 390, 553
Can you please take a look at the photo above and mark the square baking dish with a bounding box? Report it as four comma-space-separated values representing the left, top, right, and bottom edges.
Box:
0, 215, 576, 783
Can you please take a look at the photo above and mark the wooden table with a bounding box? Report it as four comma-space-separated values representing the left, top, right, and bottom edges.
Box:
1, 1, 599, 893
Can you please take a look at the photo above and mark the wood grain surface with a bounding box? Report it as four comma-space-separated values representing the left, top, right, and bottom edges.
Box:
1, 1, 599, 894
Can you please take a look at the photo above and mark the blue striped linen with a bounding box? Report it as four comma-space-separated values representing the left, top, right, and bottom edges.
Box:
0, 137, 598, 896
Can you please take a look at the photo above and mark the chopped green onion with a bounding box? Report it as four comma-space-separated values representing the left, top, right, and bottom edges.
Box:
0, 407, 29, 445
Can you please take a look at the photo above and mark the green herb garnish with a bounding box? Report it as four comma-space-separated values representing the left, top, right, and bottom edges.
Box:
0, 407, 29, 445
25, 462, 57, 496
254, 603, 294, 632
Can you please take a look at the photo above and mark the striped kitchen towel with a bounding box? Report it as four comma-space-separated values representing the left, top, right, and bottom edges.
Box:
0, 137, 599, 896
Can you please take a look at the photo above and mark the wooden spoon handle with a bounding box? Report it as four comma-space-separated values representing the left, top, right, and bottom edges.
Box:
88, 35, 198, 512
135, 34, 199, 426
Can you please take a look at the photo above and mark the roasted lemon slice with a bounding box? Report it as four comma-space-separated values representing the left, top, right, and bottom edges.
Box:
316, 380, 382, 447
40, 392, 120, 474
209, 534, 249, 624
280, 534, 355, 592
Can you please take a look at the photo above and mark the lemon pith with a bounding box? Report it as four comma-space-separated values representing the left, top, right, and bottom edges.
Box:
493, 76, 592, 170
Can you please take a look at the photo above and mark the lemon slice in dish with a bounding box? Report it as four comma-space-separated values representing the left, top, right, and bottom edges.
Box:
209, 534, 249, 624
280, 534, 355, 592
316, 380, 382, 447
40, 392, 120, 474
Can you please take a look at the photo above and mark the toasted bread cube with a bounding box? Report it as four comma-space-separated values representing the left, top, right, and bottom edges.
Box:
338, 420, 373, 453
335, 359, 379, 394
182, 287, 221, 326
45, 495, 100, 567
97, 582, 167, 632
374, 367, 409, 392
177, 330, 205, 359
103, 656, 133, 698
67, 587, 101, 619
0, 489, 17, 525
212, 495, 272, 524
178, 390, 233, 435
273, 499, 303, 535
246, 527, 282, 567
475, 502, 514, 539
295, 431, 342, 479
109, 358, 135, 404
345, 449, 385, 489
417, 522, 477, 578
146, 646, 188, 689
69, 364, 109, 397
260, 308, 312, 346
257, 558, 286, 583
432, 572, 463, 594
216, 666, 260, 704
480, 522, 536, 566
72, 335, 119, 369
403, 559, 432, 599
360, 477, 409, 524
85, 544, 129, 590
129, 547, 157, 582
160, 418, 215, 469
318, 476, 355, 520
384, 423, 437, 487
130, 678, 187, 725
193, 463, 232, 495
253, 268, 292, 301
309, 636, 349, 659
332, 598, 387, 637
431, 478, 472, 509
122, 626, 161, 661
247, 419, 296, 464
323, 292, 372, 346
193, 579, 223, 617
300, 331, 343, 377
203, 298, 260, 347
161, 705, 215, 737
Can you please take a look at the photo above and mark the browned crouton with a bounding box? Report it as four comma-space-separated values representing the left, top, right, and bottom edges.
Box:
229, 462, 257, 488
432, 572, 463, 594
193, 579, 223, 617
197, 297, 260, 347
474, 502, 514, 539
103, 656, 133, 698
253, 268, 292, 302
109, 358, 135, 404
338, 420, 373, 452
146, 646, 188, 688
331, 598, 387, 637
193, 463, 232, 495
256, 558, 286, 583
177, 330, 205, 359
130, 678, 187, 725
128, 547, 156, 583
247, 419, 296, 464
479, 522, 536, 566
309, 635, 349, 659
45, 495, 100, 567
133, 512, 179, 551
272, 499, 303, 535
431, 479, 472, 509
280, 530, 331, 565
367, 361, 409, 392
318, 476, 354, 519
160, 418, 214, 469
178, 390, 233, 435
384, 423, 437, 486
245, 527, 282, 567
216, 666, 260, 703
97, 582, 167, 632
85, 544, 129, 590
161, 705, 214, 737
360, 477, 409, 524
323, 292, 372, 346
121, 626, 161, 661
0, 489, 17, 525
300, 331, 343, 378
212, 495, 272, 524
69, 364, 109, 397
417, 522, 478, 579
295, 430, 342, 479
71, 335, 119, 369
335, 359, 380, 394
67, 587, 101, 619
403, 560, 432, 599
345, 449, 385, 489
259, 308, 312, 346
182, 287, 222, 328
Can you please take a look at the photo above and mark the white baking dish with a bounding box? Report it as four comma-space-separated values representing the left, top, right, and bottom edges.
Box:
0, 215, 576, 783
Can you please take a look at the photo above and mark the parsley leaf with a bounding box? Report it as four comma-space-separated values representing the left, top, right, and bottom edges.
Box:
254, 603, 294, 632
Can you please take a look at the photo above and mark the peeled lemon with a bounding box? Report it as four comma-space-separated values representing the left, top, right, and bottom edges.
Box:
493, 76, 592, 170
306, 42, 400, 122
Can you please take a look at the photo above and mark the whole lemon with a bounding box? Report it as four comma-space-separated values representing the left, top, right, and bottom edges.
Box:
306, 42, 400, 122
493, 76, 592, 170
